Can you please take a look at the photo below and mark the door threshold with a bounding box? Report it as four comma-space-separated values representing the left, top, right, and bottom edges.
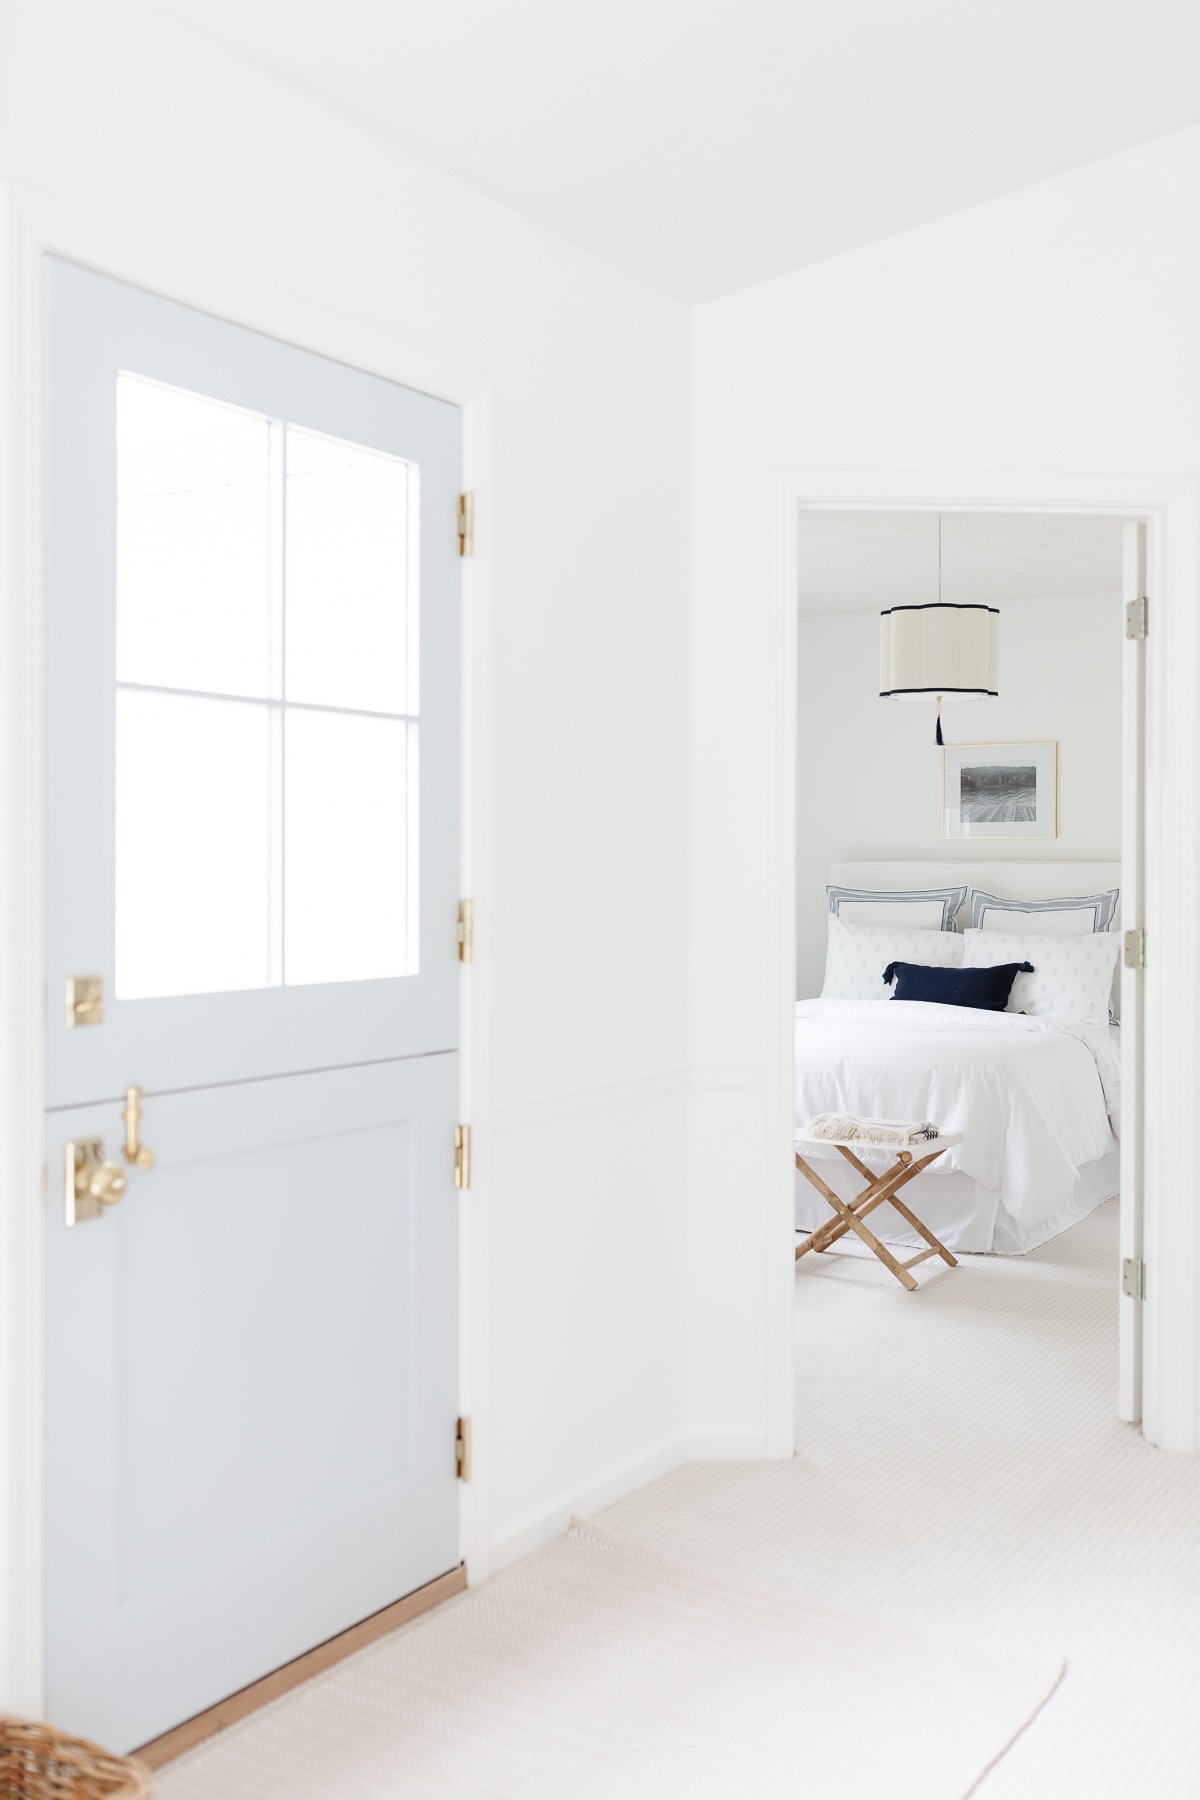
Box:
135, 1563, 468, 1768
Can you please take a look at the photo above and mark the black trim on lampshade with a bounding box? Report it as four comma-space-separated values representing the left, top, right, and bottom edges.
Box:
879, 603, 1000, 616
878, 686, 999, 697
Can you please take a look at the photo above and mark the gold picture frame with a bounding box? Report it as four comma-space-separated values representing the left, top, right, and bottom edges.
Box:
940, 740, 1058, 841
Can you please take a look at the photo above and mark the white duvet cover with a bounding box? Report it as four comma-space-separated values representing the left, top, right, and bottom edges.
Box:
794, 999, 1120, 1252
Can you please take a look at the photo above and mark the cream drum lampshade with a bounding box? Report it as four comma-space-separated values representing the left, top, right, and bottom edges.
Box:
879, 603, 998, 743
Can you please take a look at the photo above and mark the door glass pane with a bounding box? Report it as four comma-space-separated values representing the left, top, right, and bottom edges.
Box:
284, 710, 410, 986
284, 427, 413, 714
115, 391, 419, 999
117, 375, 271, 698
116, 690, 272, 998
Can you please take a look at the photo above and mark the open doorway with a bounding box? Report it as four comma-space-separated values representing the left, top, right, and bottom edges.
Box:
789, 507, 1144, 1432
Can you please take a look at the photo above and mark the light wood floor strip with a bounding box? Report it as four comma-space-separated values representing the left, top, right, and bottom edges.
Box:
137, 1564, 467, 1768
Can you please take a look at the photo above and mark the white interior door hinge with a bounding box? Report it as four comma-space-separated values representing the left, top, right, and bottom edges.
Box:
454, 1124, 471, 1190
456, 898, 474, 963
455, 1416, 472, 1481
1123, 928, 1147, 972
1122, 1257, 1146, 1301
457, 491, 474, 558
1125, 595, 1148, 640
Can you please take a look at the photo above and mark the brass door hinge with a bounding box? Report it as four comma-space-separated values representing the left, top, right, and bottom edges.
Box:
455, 1415, 472, 1481
456, 898, 474, 964
1123, 1257, 1146, 1301
454, 1124, 471, 1190
1125, 595, 1148, 640
1124, 928, 1147, 972
457, 491, 474, 558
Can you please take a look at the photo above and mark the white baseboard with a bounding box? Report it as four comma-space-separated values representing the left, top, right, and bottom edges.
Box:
487, 1423, 783, 1573
488, 1429, 689, 1573
686, 1425, 772, 1460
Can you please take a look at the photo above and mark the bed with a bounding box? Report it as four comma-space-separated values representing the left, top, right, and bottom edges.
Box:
795, 861, 1122, 1255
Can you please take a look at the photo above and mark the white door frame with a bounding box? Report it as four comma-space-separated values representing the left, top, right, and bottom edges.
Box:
0, 185, 494, 1715
766, 465, 1200, 1462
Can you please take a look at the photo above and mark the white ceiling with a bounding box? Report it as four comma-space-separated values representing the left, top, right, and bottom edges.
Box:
795, 511, 1124, 616
141, 0, 1200, 303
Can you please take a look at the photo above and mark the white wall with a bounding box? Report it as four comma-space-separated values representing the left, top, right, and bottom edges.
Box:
795, 591, 1123, 998
4, 0, 1200, 1706
688, 124, 1200, 1446
0, 0, 691, 1691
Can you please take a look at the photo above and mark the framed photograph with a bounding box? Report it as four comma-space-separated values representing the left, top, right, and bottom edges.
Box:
941, 741, 1058, 840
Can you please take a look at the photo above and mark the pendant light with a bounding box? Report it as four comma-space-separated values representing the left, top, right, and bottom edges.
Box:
879, 518, 998, 743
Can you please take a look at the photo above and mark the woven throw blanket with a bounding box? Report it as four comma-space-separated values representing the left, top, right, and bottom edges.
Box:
803, 1112, 940, 1146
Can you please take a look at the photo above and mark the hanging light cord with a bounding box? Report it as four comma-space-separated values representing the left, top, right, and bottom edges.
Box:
935, 516, 944, 746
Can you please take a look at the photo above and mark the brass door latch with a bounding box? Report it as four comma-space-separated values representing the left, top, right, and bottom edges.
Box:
122, 1086, 156, 1170
64, 1088, 156, 1226
65, 975, 103, 1028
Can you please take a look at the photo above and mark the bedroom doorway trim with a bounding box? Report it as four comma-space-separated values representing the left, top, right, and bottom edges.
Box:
766, 465, 1200, 1459
0, 185, 494, 1713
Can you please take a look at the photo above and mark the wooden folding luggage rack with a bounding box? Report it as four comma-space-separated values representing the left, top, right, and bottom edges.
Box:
794, 1131, 963, 1291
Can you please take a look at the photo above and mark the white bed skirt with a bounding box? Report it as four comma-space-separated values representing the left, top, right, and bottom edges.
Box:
794, 1145, 1119, 1256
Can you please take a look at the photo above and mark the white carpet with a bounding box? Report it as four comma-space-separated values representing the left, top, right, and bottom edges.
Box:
156, 1200, 1200, 1798
604, 1200, 1200, 1798
155, 1518, 1058, 1800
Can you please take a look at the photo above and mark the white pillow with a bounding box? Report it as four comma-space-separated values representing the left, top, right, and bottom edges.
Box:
821, 916, 965, 1001
969, 887, 1119, 935
961, 928, 1121, 1026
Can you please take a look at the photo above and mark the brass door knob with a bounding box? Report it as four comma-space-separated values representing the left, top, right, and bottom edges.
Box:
65, 1140, 130, 1226
84, 1161, 127, 1208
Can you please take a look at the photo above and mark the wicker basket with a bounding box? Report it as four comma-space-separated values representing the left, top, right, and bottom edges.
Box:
0, 1719, 152, 1799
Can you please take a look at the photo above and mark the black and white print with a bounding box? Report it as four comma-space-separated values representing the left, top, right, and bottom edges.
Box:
958, 762, 1037, 824
942, 742, 1058, 840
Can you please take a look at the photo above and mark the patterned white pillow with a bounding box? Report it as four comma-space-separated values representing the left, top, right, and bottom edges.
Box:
961, 928, 1121, 1026
821, 916, 965, 1001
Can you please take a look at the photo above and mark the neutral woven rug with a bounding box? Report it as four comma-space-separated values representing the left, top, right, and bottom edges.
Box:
156, 1519, 1063, 1799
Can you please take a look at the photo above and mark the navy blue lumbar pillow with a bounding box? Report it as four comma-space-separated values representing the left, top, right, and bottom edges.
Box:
882, 960, 1034, 1011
